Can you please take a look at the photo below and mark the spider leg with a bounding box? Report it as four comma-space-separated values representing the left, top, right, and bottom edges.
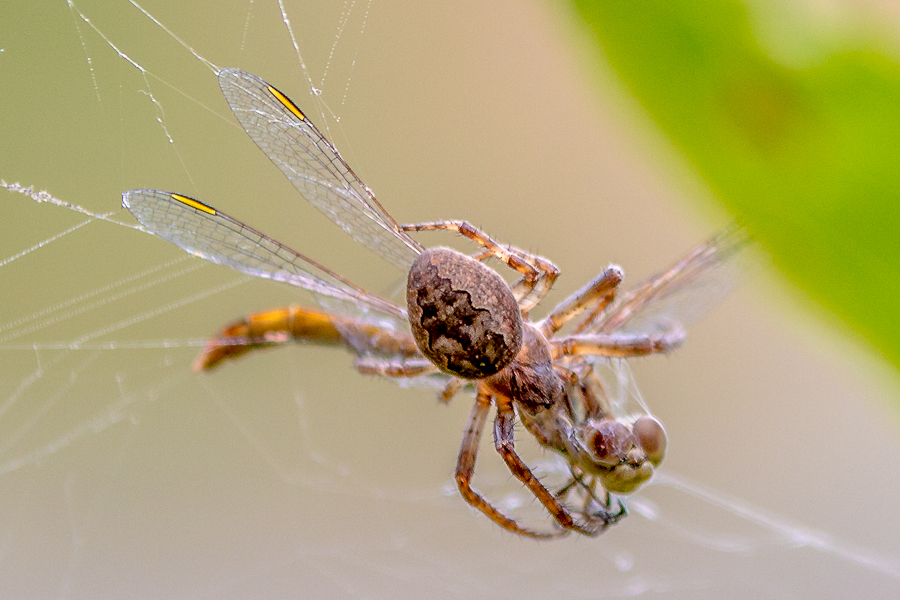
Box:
354, 357, 438, 378
577, 228, 749, 335
470, 244, 555, 315
400, 220, 559, 314
455, 389, 562, 539
469, 247, 493, 262
538, 266, 623, 337
493, 395, 598, 536
550, 327, 686, 360
356, 361, 468, 405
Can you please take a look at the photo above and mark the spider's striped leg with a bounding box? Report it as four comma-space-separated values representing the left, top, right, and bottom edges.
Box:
401, 220, 559, 314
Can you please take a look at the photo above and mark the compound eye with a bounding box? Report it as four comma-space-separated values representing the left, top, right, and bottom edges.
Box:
585, 419, 632, 466
632, 415, 667, 466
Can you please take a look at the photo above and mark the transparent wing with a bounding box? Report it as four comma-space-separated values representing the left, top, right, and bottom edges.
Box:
122, 189, 408, 325
217, 68, 424, 270
588, 227, 752, 335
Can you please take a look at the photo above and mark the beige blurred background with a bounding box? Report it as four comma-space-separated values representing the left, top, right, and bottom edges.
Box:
1, 0, 899, 597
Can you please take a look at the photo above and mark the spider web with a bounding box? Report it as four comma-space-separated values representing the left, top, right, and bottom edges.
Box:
2, 0, 900, 598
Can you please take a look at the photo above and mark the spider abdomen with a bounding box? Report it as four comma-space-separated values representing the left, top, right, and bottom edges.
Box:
407, 247, 523, 379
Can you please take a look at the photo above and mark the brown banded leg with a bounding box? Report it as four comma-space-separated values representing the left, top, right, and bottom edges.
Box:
469, 246, 556, 315
538, 266, 624, 337
354, 357, 438, 378
468, 248, 493, 262
355, 362, 469, 406
573, 296, 614, 334
493, 396, 596, 536
578, 229, 747, 334
501, 243, 559, 314
550, 327, 686, 360
455, 390, 558, 539
400, 220, 559, 314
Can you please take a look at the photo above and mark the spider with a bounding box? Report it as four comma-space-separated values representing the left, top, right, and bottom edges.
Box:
124, 68, 746, 538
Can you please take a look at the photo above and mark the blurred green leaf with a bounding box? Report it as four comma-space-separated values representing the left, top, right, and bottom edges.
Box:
570, 0, 900, 370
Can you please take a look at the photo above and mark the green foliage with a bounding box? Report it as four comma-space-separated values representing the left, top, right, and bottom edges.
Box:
572, 0, 900, 369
